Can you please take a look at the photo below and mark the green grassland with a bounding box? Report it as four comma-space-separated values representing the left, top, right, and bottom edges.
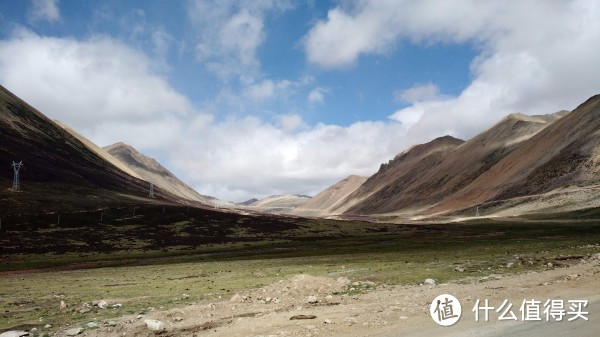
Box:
1, 205, 600, 332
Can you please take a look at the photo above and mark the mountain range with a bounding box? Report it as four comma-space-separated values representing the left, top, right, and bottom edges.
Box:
2, 83, 600, 221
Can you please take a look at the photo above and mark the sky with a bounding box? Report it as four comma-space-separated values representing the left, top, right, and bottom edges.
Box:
0, 0, 599, 202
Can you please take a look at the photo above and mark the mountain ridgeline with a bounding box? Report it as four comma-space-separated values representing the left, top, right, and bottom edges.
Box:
298, 95, 600, 219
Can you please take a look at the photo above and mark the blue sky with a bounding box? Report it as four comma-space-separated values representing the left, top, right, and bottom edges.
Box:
0, 1, 599, 201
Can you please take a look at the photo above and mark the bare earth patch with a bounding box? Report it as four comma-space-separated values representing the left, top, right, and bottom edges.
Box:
68, 255, 600, 337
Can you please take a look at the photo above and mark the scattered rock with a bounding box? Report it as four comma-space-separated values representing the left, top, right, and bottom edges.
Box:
44, 324, 52, 329
173, 316, 183, 322
290, 315, 317, 320
144, 319, 165, 333
323, 319, 332, 324
65, 327, 83, 336
60, 300, 67, 309
424, 278, 436, 286
112, 303, 123, 308
0, 331, 29, 337
454, 266, 465, 272
506, 262, 514, 268
306, 295, 318, 304
230, 294, 243, 302
106, 321, 117, 327
136, 314, 145, 320
79, 305, 91, 314
566, 274, 579, 281
97, 300, 108, 309
87, 322, 99, 328
304, 325, 317, 330
29, 329, 36, 333
546, 262, 553, 268
181, 293, 190, 299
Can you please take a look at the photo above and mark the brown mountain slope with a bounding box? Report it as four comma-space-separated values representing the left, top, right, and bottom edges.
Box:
104, 142, 228, 207
55, 121, 142, 180
242, 194, 311, 214
0, 85, 179, 216
431, 95, 600, 214
291, 175, 368, 217
338, 135, 465, 215
345, 110, 565, 215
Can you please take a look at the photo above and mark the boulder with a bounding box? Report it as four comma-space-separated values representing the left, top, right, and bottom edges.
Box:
306, 295, 318, 304
424, 278, 436, 286
0, 331, 29, 337
65, 327, 83, 336
144, 319, 165, 333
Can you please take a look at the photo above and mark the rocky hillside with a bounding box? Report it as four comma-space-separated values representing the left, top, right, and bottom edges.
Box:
0, 85, 178, 215
291, 175, 367, 217
104, 142, 229, 207
338, 95, 600, 218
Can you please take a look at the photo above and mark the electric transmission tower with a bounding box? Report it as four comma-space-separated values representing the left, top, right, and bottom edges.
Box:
11, 161, 23, 192
149, 182, 155, 198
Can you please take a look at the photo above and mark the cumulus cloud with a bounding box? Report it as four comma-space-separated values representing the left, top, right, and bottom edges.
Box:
395, 83, 440, 103
172, 118, 412, 201
308, 87, 327, 104
278, 114, 303, 131
243, 79, 291, 102
29, 0, 60, 24
187, 0, 292, 80
306, 0, 600, 140
0, 29, 200, 150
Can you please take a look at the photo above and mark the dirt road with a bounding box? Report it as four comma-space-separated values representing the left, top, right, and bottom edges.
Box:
51, 255, 599, 337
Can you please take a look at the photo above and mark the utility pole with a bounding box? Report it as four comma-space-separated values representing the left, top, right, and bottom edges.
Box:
476, 206, 480, 217
11, 161, 23, 191
149, 182, 155, 198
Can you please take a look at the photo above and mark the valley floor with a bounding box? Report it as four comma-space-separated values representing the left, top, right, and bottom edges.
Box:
30, 252, 600, 337
1, 212, 600, 337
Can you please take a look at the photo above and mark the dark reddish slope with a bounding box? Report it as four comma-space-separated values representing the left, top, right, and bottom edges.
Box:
345, 110, 564, 215
0, 85, 182, 215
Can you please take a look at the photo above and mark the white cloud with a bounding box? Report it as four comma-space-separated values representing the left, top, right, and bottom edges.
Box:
29, 0, 60, 24
278, 114, 303, 131
395, 83, 440, 103
0, 29, 201, 151
172, 118, 412, 201
308, 87, 327, 104
187, 0, 292, 80
306, 0, 600, 142
243, 79, 291, 102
